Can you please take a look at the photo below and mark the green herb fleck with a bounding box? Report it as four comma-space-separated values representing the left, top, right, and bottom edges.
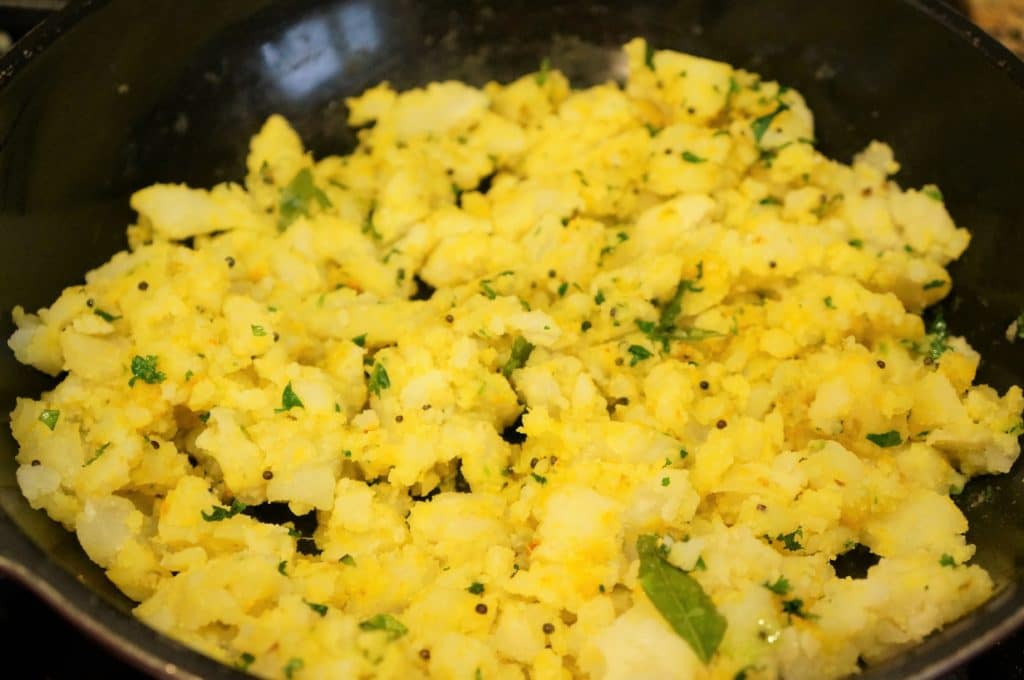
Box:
278, 560, 288, 575
279, 168, 331, 231
926, 309, 950, 362
339, 554, 356, 566
823, 296, 836, 309
480, 279, 498, 300
923, 185, 944, 202
681, 151, 706, 164
628, 344, 654, 366
358, 613, 408, 640
237, 652, 256, 671
661, 476, 671, 487
129, 355, 166, 387
93, 309, 121, 322
201, 499, 247, 522
644, 124, 662, 137
759, 196, 782, 206
283, 657, 304, 679
362, 200, 382, 239
679, 448, 689, 460
763, 576, 791, 595
502, 336, 535, 379
581, 320, 592, 332
352, 334, 367, 347
781, 598, 812, 619
531, 472, 548, 485
536, 56, 551, 85
251, 324, 267, 337
557, 282, 569, 297
848, 239, 864, 249
644, 43, 656, 70
305, 600, 328, 617
751, 103, 789, 144
922, 279, 945, 290
184, 370, 194, 382
275, 382, 304, 413
594, 290, 606, 305
38, 409, 59, 431
467, 582, 485, 595
776, 528, 803, 551
866, 430, 902, 447
940, 554, 956, 568
369, 364, 391, 397
84, 442, 110, 467
636, 534, 726, 663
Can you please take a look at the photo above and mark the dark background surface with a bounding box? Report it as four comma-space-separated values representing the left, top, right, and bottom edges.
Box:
0, 1, 1023, 678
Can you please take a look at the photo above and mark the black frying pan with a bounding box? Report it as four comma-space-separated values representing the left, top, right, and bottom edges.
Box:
1, 1, 1023, 678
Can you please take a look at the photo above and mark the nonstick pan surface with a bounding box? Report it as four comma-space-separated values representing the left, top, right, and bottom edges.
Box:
1, 1, 1023, 678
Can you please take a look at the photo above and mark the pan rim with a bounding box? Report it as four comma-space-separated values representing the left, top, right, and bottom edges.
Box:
0, 1, 1022, 679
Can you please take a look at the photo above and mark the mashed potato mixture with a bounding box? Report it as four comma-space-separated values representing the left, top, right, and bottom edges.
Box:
8, 40, 1024, 679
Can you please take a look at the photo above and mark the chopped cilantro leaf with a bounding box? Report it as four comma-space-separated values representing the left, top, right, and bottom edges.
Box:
926, 309, 950, 362
84, 442, 110, 467
352, 334, 367, 347
866, 430, 902, 447
848, 239, 864, 249
369, 363, 391, 397
237, 652, 256, 671
536, 56, 551, 85
823, 296, 836, 309
201, 499, 247, 522
781, 598, 812, 619
557, 281, 569, 297
922, 279, 945, 290
776, 528, 803, 551
278, 168, 331, 231
531, 472, 548, 485
38, 409, 59, 431
923, 185, 944, 202
283, 657, 304, 679
305, 600, 328, 617
681, 151, 706, 163
362, 200, 382, 239
358, 613, 408, 640
339, 554, 356, 566
751, 103, 789, 144
129, 355, 166, 387
251, 324, 267, 337
759, 196, 782, 206
502, 336, 535, 378
480, 279, 497, 299
763, 576, 791, 595
277, 560, 287, 575
628, 344, 654, 366
467, 582, 485, 595
644, 43, 656, 70
93, 309, 121, 322
594, 290, 606, 305
661, 476, 671, 487
940, 554, 956, 567
275, 382, 304, 413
